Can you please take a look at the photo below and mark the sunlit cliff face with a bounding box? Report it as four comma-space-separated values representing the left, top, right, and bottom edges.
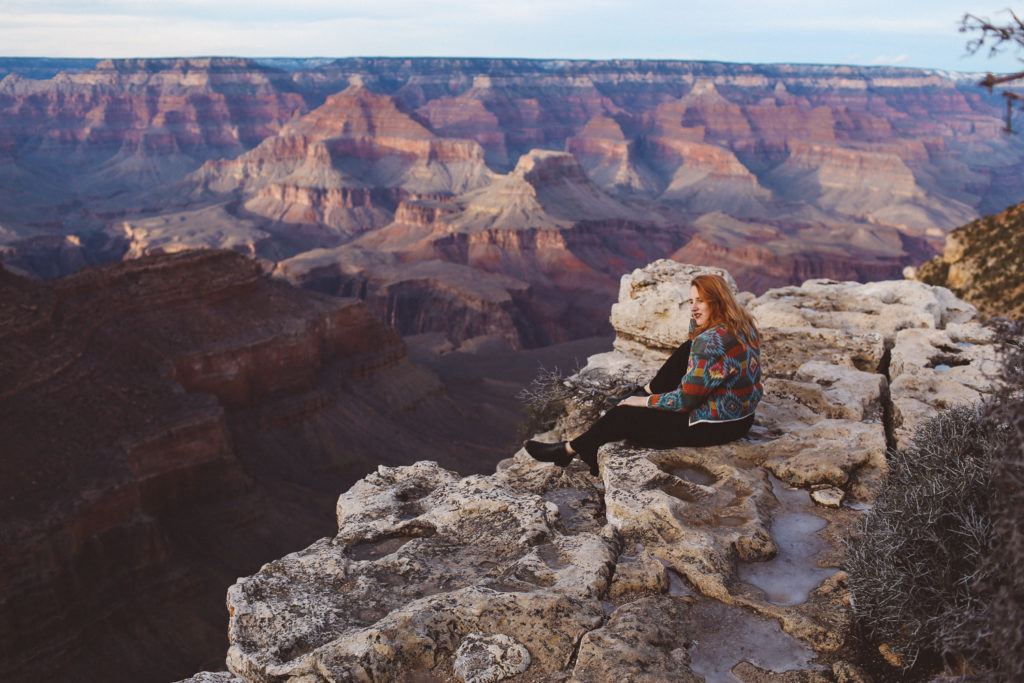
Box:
690, 284, 711, 326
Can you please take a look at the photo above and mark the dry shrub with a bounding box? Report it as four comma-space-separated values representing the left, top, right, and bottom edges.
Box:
517, 365, 642, 440
976, 325, 1024, 681
845, 324, 1023, 680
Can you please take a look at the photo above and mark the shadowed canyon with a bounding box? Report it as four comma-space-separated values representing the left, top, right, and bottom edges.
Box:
0, 250, 609, 681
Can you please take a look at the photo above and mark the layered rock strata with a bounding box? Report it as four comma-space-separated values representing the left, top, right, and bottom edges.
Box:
273, 151, 687, 347
182, 261, 1000, 682
0, 250, 521, 682
4, 58, 1024, 349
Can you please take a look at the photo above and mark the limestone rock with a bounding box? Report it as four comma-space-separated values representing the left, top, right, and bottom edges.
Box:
749, 278, 974, 343
182, 260, 1000, 683
759, 327, 885, 377
783, 361, 887, 422
608, 546, 670, 598
811, 487, 844, 509
453, 633, 531, 683
572, 596, 701, 682
224, 459, 616, 681
610, 259, 738, 358
888, 326, 1001, 446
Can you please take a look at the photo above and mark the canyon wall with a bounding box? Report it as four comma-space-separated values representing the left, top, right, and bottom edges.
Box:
0, 250, 524, 682
2, 57, 1023, 347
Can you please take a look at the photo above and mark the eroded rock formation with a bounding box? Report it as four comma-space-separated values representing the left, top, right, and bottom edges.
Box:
181, 261, 1001, 682
272, 151, 686, 346
3, 58, 1024, 349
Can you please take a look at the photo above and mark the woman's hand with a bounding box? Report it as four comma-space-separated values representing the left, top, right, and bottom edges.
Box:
618, 395, 649, 407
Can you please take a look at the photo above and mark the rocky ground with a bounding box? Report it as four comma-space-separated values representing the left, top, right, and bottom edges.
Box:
181, 260, 1000, 682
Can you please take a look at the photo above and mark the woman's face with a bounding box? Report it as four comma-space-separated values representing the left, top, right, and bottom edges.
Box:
690, 285, 711, 326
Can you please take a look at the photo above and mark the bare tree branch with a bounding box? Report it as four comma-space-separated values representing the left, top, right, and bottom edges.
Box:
960, 9, 1024, 132
960, 11, 1024, 59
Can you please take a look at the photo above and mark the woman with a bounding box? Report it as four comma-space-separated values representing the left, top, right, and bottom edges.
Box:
524, 274, 763, 476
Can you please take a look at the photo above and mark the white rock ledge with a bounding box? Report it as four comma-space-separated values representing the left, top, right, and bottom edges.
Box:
180, 264, 999, 683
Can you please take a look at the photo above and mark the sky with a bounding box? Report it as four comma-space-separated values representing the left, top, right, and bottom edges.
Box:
2, 0, 1023, 73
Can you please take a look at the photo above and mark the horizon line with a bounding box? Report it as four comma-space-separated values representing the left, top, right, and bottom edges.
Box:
0, 54, 1014, 76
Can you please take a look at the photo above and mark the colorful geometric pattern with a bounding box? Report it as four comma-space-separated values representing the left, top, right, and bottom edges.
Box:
647, 323, 763, 425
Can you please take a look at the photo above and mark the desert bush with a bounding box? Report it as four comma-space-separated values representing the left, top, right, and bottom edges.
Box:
517, 365, 574, 439
974, 326, 1024, 682
517, 365, 643, 439
845, 403, 1001, 671
845, 325, 1023, 680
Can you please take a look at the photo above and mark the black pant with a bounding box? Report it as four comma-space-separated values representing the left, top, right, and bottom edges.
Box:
569, 340, 754, 455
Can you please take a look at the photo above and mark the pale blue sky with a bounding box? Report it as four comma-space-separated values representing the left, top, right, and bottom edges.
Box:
2, 0, 1022, 73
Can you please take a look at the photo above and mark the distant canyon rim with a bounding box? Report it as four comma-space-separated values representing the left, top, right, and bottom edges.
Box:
2, 56, 1023, 348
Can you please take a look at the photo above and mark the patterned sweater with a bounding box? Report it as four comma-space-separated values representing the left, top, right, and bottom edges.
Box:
646, 321, 763, 425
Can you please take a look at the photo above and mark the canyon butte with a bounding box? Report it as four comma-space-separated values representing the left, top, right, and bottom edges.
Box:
2, 57, 1024, 348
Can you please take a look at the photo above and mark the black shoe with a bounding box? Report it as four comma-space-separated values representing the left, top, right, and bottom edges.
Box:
578, 449, 600, 477
524, 440, 572, 467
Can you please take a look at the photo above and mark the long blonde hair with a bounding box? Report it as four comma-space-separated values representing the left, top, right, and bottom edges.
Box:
689, 274, 758, 342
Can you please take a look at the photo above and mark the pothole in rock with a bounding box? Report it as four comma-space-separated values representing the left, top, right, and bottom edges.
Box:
346, 533, 425, 561
715, 514, 748, 527
484, 573, 544, 593
927, 355, 971, 372
661, 463, 718, 486
673, 504, 747, 529
542, 487, 605, 533
666, 566, 695, 597
736, 475, 837, 606
663, 480, 701, 503
933, 343, 964, 354
394, 484, 433, 502
537, 543, 570, 570
686, 597, 825, 682
397, 503, 422, 521
363, 565, 454, 600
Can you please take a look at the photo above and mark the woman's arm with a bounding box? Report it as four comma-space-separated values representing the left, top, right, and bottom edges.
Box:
645, 330, 732, 412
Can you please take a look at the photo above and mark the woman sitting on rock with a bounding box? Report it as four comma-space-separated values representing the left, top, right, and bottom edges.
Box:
525, 273, 763, 475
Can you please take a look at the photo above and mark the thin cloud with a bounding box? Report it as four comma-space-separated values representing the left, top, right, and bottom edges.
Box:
871, 54, 911, 65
